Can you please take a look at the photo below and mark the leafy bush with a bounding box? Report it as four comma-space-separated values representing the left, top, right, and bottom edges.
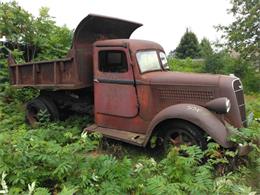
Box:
203, 51, 233, 74
168, 57, 204, 73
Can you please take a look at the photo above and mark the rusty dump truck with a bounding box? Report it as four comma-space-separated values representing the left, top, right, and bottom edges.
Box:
8, 14, 248, 152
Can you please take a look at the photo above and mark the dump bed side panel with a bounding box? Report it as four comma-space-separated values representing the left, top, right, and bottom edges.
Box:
9, 57, 88, 90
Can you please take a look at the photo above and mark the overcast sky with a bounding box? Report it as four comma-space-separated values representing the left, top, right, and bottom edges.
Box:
2, 0, 233, 53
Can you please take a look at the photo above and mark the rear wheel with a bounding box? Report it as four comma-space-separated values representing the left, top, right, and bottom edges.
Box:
26, 96, 59, 126
159, 121, 207, 152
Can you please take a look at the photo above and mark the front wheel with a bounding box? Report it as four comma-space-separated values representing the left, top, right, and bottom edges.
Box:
159, 121, 207, 152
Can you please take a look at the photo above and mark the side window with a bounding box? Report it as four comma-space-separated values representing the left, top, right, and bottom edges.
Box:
99, 50, 128, 73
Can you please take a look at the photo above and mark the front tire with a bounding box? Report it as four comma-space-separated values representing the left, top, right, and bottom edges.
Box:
159, 121, 207, 152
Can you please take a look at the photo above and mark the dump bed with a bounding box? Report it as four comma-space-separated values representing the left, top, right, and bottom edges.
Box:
8, 14, 142, 90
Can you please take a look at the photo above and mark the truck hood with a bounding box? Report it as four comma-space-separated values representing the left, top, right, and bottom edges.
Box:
142, 71, 245, 128
142, 71, 224, 86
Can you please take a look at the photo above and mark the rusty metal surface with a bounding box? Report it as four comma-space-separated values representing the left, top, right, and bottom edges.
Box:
95, 83, 138, 117
93, 46, 138, 118
85, 124, 145, 146
94, 39, 163, 52
143, 103, 234, 148
93, 44, 146, 133
205, 97, 230, 114
73, 14, 142, 47
8, 58, 82, 90
219, 76, 246, 128
135, 71, 245, 128
95, 112, 149, 134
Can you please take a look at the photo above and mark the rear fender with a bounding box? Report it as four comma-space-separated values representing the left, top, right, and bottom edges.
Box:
144, 104, 233, 148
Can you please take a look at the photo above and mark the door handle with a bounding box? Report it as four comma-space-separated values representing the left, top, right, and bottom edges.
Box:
93, 78, 99, 83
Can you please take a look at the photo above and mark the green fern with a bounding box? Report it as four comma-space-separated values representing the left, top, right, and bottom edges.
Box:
34, 187, 51, 195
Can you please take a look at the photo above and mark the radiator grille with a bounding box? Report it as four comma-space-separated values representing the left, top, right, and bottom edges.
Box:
233, 79, 247, 127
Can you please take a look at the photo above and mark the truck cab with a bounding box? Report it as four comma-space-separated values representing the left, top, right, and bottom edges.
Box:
93, 39, 165, 131
86, 38, 246, 150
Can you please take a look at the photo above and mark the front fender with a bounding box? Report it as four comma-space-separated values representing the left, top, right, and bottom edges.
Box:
144, 104, 233, 148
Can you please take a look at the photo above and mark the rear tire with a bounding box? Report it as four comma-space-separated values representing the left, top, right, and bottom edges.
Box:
159, 121, 207, 153
26, 96, 59, 126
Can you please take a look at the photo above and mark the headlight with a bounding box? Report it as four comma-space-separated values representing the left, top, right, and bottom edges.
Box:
205, 97, 231, 114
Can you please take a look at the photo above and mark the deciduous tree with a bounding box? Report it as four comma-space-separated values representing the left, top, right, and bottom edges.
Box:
0, 1, 72, 62
217, 0, 260, 68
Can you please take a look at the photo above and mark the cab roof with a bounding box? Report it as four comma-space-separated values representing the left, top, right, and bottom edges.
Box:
94, 39, 164, 53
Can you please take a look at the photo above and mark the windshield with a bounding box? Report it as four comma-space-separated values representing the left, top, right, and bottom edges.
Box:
136, 51, 162, 73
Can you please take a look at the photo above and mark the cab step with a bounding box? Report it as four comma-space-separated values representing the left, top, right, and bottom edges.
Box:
84, 124, 146, 146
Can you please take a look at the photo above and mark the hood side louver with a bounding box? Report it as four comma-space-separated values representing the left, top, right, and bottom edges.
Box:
157, 87, 215, 106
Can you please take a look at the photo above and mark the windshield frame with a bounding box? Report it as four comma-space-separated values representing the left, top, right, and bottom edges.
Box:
159, 51, 169, 71
136, 49, 168, 74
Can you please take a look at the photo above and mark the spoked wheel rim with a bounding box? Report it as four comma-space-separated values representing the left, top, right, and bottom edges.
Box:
166, 129, 197, 148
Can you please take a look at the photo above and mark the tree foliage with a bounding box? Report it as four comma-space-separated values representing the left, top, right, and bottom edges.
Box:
175, 29, 201, 59
217, 0, 260, 67
199, 38, 213, 58
0, 1, 72, 62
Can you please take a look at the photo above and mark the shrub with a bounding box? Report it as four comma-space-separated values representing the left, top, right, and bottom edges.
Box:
168, 57, 204, 73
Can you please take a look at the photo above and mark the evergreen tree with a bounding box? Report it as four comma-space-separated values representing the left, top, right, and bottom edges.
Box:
199, 38, 213, 58
175, 29, 201, 59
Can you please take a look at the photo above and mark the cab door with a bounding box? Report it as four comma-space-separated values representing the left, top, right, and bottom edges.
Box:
93, 47, 138, 118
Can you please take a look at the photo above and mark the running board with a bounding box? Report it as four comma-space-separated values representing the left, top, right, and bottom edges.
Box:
84, 124, 146, 146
